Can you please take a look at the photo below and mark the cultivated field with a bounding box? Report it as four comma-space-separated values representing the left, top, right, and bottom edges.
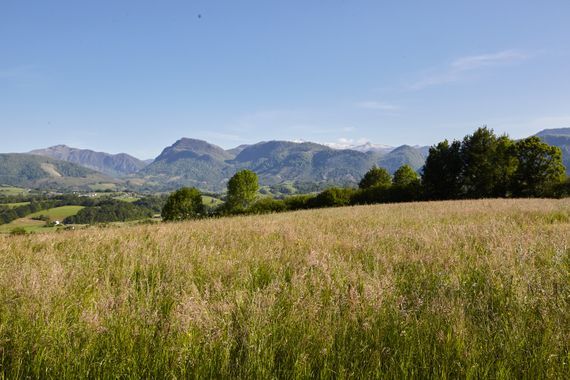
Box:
0, 199, 568, 378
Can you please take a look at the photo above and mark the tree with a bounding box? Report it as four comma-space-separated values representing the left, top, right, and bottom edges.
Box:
458, 127, 517, 198
391, 164, 421, 202
511, 137, 565, 196
392, 164, 419, 187
359, 166, 391, 189
492, 135, 518, 197
421, 140, 463, 200
460, 127, 500, 198
227, 170, 259, 211
161, 187, 204, 221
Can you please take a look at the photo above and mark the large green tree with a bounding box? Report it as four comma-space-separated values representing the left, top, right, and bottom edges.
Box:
161, 187, 204, 221
421, 140, 463, 200
511, 137, 566, 196
460, 127, 517, 198
359, 166, 391, 189
460, 127, 499, 198
227, 170, 259, 210
392, 164, 419, 187
492, 135, 518, 197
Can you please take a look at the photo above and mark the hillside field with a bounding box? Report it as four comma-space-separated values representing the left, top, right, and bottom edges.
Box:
0, 186, 27, 196
0, 199, 568, 378
27, 205, 85, 220
0, 206, 84, 234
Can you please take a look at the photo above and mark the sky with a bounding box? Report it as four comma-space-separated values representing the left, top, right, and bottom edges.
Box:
1, 0, 569, 159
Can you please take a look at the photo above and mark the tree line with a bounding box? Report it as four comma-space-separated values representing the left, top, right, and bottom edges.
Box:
161, 127, 569, 221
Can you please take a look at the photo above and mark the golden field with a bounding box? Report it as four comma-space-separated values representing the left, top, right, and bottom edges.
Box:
0, 199, 569, 378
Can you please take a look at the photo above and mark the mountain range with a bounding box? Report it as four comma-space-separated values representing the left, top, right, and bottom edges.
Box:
1, 128, 568, 192
0, 153, 113, 190
29, 145, 148, 177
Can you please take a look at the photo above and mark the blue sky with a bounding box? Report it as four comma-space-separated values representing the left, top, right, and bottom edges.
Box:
1, 0, 569, 159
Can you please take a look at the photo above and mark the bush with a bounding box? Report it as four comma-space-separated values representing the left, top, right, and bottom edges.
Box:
10, 227, 27, 236
161, 187, 204, 221
283, 194, 315, 210
351, 186, 391, 205
247, 198, 287, 214
308, 187, 356, 208
551, 177, 570, 198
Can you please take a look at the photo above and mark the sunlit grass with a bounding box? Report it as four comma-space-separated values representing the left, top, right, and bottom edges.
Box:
0, 198, 568, 378
27, 205, 84, 220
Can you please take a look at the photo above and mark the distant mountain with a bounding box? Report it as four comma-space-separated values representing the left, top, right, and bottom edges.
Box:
226, 144, 250, 157
137, 139, 235, 191
232, 141, 373, 185
535, 128, 570, 138
376, 145, 429, 173
29, 145, 147, 177
133, 138, 428, 191
535, 128, 570, 175
0, 153, 119, 190
154, 138, 234, 163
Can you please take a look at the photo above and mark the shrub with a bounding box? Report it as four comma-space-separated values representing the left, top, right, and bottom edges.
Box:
283, 195, 315, 210
10, 227, 27, 236
308, 187, 355, 208
161, 187, 204, 221
248, 198, 287, 214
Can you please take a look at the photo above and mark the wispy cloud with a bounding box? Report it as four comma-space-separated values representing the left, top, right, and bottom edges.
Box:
355, 101, 400, 111
409, 49, 529, 90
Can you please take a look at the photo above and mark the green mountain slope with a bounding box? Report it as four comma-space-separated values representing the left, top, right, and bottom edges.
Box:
375, 145, 428, 173
29, 145, 147, 177
137, 139, 234, 191
134, 139, 428, 191
233, 141, 374, 185
0, 154, 119, 190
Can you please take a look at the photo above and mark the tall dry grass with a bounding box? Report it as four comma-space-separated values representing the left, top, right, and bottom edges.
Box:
0, 198, 569, 378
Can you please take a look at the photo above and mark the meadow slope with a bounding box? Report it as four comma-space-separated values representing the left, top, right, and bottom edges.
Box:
0, 199, 569, 378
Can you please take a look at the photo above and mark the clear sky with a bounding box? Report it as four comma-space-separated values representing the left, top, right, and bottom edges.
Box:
1, 1, 569, 159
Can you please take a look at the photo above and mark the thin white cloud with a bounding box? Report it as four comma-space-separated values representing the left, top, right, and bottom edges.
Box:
355, 101, 401, 111
409, 49, 529, 90
451, 50, 528, 70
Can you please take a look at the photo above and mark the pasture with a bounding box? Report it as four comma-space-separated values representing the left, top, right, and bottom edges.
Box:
0, 199, 568, 378
0, 206, 84, 234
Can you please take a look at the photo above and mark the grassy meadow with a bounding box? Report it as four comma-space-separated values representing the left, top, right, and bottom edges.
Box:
0, 199, 568, 378
0, 186, 27, 196
0, 206, 84, 234
27, 205, 85, 220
